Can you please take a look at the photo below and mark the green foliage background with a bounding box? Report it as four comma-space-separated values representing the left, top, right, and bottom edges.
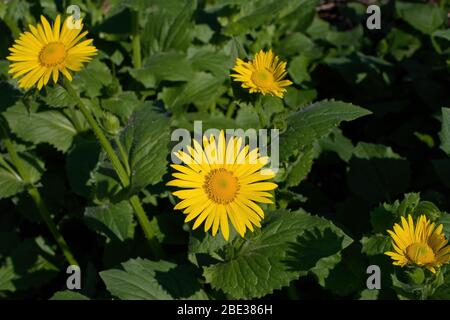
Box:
0, 0, 449, 300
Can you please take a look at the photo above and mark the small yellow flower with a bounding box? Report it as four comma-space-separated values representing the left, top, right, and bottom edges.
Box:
7, 15, 97, 90
167, 131, 277, 240
231, 49, 292, 98
385, 214, 450, 273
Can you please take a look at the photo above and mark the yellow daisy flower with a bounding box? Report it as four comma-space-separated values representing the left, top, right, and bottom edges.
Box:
167, 131, 277, 240
385, 214, 450, 273
231, 49, 292, 98
7, 15, 97, 90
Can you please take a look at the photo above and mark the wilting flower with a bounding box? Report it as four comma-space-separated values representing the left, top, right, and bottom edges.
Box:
231, 49, 292, 98
385, 214, 450, 273
167, 131, 277, 240
7, 15, 97, 90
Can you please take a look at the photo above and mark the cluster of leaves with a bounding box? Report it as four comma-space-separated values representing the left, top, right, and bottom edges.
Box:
0, 0, 449, 300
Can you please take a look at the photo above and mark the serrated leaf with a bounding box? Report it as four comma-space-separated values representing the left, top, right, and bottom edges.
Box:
100, 258, 207, 300
84, 201, 134, 242
280, 100, 371, 161
3, 102, 77, 152
121, 104, 170, 194
203, 209, 352, 299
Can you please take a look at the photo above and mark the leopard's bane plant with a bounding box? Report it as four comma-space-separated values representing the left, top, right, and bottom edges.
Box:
385, 214, 450, 273
167, 131, 277, 240
231, 49, 292, 98
7, 15, 97, 89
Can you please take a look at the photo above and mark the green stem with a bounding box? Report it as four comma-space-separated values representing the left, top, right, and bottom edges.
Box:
63, 79, 129, 186
27, 186, 78, 266
131, 11, 142, 69
254, 96, 266, 127
0, 121, 77, 266
114, 136, 131, 176
129, 195, 163, 258
63, 80, 161, 255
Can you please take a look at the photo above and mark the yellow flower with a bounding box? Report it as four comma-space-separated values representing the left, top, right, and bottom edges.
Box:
167, 131, 277, 240
7, 15, 97, 90
385, 214, 450, 273
230, 49, 292, 98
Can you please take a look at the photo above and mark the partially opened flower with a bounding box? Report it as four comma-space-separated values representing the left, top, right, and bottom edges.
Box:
7, 15, 97, 90
231, 49, 292, 98
167, 131, 277, 240
385, 214, 450, 273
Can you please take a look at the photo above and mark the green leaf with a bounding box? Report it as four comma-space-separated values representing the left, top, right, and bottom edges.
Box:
72, 60, 112, 98
203, 209, 352, 299
100, 258, 207, 300
0, 152, 45, 199
439, 108, 450, 155
396, 2, 445, 35
3, 102, 77, 152
224, 0, 290, 35
101, 91, 142, 121
42, 86, 76, 108
136, 52, 195, 85
288, 55, 311, 84
50, 291, 89, 300
168, 72, 225, 111
280, 100, 371, 161
0, 237, 59, 293
361, 235, 392, 256
285, 146, 314, 187
318, 128, 354, 162
121, 104, 170, 194
84, 201, 134, 242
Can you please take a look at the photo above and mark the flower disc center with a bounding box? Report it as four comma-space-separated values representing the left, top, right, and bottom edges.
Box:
39, 42, 66, 66
203, 168, 240, 204
251, 69, 274, 88
406, 242, 436, 265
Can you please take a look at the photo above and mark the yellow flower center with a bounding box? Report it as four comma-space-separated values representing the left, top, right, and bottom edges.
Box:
251, 69, 274, 88
405, 242, 436, 265
203, 168, 240, 204
39, 42, 66, 67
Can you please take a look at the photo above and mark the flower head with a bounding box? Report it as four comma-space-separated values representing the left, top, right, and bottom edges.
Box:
167, 131, 277, 240
231, 49, 292, 98
385, 214, 450, 273
7, 15, 97, 90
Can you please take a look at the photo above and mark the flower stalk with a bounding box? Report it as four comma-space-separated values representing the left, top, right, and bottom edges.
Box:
62, 79, 161, 256
0, 120, 78, 266
131, 10, 142, 69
